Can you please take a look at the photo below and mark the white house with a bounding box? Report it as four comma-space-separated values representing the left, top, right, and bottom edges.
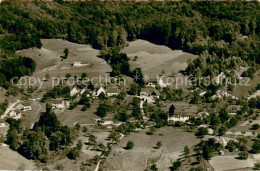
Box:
80, 88, 86, 96
212, 90, 238, 100
158, 78, 169, 88
146, 79, 158, 88
9, 111, 21, 119
93, 87, 106, 97
106, 88, 118, 97
0, 122, 7, 128
199, 91, 207, 97
168, 114, 189, 122
51, 100, 65, 109
70, 87, 79, 96
214, 72, 226, 85
16, 103, 32, 111
72, 61, 89, 67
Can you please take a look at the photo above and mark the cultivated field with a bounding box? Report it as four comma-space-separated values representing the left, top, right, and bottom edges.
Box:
209, 155, 255, 171
122, 39, 197, 79
102, 127, 200, 171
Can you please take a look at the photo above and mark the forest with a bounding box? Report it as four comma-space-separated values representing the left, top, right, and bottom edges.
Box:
0, 57, 36, 87
0, 1, 259, 79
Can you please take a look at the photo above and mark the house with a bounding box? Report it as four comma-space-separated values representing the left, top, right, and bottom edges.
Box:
72, 61, 89, 67
140, 88, 160, 103
106, 88, 118, 97
140, 88, 160, 98
80, 88, 86, 96
158, 78, 169, 88
70, 87, 79, 96
95, 119, 114, 126
146, 79, 158, 88
51, 99, 65, 109
197, 112, 209, 118
168, 114, 189, 122
93, 87, 106, 97
202, 135, 237, 147
9, 111, 21, 119
214, 72, 226, 85
212, 90, 238, 100
16, 102, 32, 111
199, 91, 207, 97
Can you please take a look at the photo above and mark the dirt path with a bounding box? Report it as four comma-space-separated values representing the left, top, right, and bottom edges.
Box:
1, 100, 20, 119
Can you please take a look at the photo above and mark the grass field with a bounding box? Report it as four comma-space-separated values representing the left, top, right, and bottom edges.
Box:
16, 39, 112, 91
0, 145, 36, 170
209, 155, 255, 171
122, 39, 197, 79
102, 127, 200, 170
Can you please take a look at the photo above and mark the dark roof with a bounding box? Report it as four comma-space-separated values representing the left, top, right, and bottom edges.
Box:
21, 102, 31, 106
141, 88, 160, 96
51, 99, 64, 104
107, 88, 118, 94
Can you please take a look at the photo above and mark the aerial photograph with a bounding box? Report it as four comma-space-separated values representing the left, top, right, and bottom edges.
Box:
0, 0, 259, 170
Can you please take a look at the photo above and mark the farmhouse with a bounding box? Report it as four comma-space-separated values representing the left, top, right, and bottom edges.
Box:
70, 87, 79, 96
146, 79, 158, 88
202, 135, 237, 147
140, 88, 160, 98
168, 114, 189, 122
214, 72, 226, 85
106, 88, 118, 97
51, 99, 65, 109
140, 88, 160, 103
16, 102, 32, 111
9, 111, 22, 119
80, 88, 86, 96
212, 90, 238, 100
72, 61, 89, 67
93, 87, 106, 97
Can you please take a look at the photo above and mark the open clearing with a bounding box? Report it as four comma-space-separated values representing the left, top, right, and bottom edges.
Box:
209, 155, 254, 171
102, 127, 199, 171
0, 145, 36, 170
122, 39, 197, 78
16, 39, 112, 90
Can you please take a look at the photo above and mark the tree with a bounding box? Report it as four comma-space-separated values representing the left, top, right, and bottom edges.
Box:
169, 104, 175, 117
96, 104, 109, 118
238, 151, 248, 160
218, 126, 227, 136
150, 164, 158, 171
190, 92, 200, 104
65, 73, 71, 79
251, 141, 260, 153
125, 141, 134, 150
64, 48, 69, 59
129, 83, 140, 95
171, 160, 181, 171
67, 147, 79, 160
132, 68, 145, 87
197, 127, 208, 137
219, 108, 229, 123
251, 124, 260, 130
156, 141, 162, 149
81, 73, 87, 80
184, 145, 190, 158
88, 134, 96, 145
